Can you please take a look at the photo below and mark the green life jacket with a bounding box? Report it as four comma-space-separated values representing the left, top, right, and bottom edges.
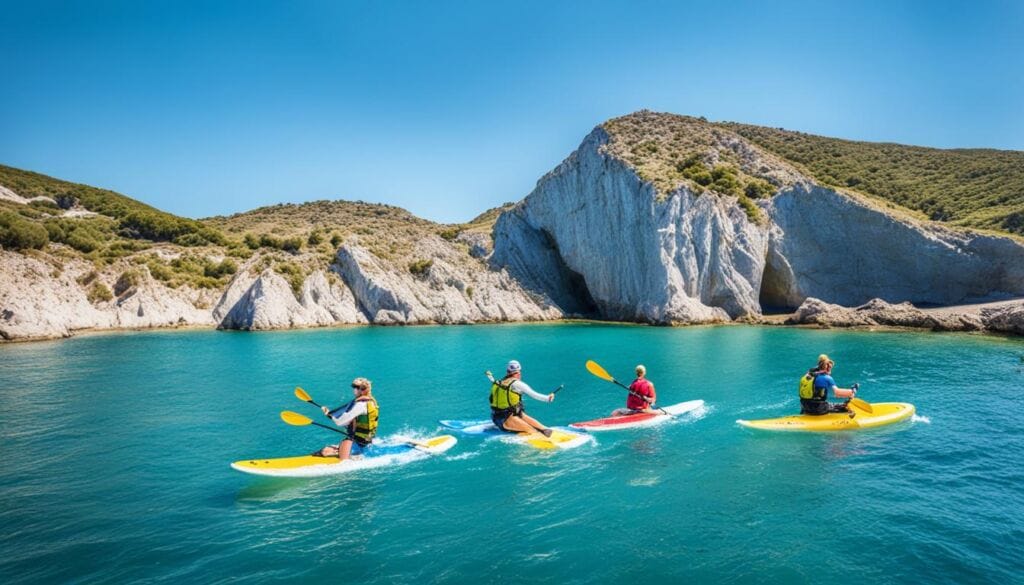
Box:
490, 377, 522, 416
351, 396, 378, 444
798, 369, 827, 401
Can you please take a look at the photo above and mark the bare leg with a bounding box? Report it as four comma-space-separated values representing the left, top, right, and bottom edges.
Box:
517, 412, 551, 435
337, 438, 354, 461
501, 414, 549, 436
611, 408, 631, 416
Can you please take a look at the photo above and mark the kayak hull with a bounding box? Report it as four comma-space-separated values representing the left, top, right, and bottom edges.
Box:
230, 435, 457, 477
736, 402, 915, 432
437, 420, 590, 450
569, 399, 705, 432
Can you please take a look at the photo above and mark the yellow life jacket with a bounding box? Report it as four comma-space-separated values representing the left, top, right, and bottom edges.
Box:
798, 369, 826, 401
490, 377, 522, 415
351, 396, 378, 444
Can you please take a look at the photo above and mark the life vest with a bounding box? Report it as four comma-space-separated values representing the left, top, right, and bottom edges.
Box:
627, 378, 654, 410
798, 369, 827, 401
490, 376, 522, 417
350, 396, 379, 444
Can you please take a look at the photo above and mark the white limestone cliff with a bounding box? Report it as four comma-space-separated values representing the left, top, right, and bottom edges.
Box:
492, 128, 767, 324
490, 124, 1024, 324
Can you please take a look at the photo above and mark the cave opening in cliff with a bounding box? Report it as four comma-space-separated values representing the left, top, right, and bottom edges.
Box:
758, 257, 797, 314
540, 229, 599, 318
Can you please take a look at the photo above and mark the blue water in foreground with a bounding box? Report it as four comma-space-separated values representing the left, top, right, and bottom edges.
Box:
2, 324, 1023, 584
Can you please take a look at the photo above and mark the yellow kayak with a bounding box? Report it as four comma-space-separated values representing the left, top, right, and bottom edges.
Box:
231, 435, 457, 477
737, 402, 915, 432
522, 429, 591, 450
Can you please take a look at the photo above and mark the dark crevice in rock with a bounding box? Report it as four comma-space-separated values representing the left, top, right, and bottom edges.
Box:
539, 228, 598, 317
758, 248, 798, 313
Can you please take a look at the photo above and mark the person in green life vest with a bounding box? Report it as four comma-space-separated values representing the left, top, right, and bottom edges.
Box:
488, 360, 556, 438
313, 377, 379, 460
798, 354, 859, 415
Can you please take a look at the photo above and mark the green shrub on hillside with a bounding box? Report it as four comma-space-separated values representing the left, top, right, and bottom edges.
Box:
744, 178, 775, 199
28, 199, 60, 211
408, 258, 433, 277
204, 258, 238, 279
44, 217, 119, 253
114, 269, 143, 296
0, 212, 49, 250
86, 281, 113, 303
273, 261, 305, 295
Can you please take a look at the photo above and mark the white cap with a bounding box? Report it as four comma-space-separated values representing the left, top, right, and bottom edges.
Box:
506, 360, 521, 374
636, 364, 646, 375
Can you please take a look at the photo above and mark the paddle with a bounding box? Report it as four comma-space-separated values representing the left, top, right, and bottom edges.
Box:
585, 360, 668, 415
280, 410, 431, 449
281, 410, 340, 433
294, 386, 323, 409
849, 397, 873, 414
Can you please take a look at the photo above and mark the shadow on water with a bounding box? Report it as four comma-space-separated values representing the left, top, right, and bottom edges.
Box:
232, 478, 313, 503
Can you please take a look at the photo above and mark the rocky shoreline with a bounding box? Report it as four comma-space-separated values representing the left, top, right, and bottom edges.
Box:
4, 112, 1024, 343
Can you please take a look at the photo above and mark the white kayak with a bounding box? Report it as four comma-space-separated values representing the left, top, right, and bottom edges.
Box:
569, 399, 706, 432
438, 420, 592, 450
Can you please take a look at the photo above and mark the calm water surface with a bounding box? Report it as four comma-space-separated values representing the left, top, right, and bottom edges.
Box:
1, 324, 1022, 584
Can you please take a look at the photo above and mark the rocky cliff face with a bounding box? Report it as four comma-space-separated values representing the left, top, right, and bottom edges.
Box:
0, 251, 214, 340
491, 114, 1024, 324
764, 185, 1024, 308
493, 128, 768, 324
1, 233, 560, 340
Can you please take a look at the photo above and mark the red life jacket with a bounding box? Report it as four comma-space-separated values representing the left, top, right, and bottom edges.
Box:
627, 378, 654, 410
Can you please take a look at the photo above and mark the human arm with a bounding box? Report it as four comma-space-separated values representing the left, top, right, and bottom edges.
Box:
328, 401, 367, 427
512, 380, 554, 403
827, 376, 858, 398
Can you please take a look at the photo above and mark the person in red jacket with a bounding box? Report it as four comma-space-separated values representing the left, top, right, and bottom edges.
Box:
611, 365, 657, 416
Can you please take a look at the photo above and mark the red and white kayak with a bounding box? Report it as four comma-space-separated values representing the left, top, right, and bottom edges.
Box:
569, 400, 705, 432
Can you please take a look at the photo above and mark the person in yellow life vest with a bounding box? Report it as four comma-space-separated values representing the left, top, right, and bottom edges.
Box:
799, 354, 858, 416
488, 360, 555, 438
313, 377, 379, 460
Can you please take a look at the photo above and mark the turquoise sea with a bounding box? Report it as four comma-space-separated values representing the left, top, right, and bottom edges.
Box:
1, 324, 1023, 584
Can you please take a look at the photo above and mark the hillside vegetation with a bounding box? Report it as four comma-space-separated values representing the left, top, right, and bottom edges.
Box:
600, 111, 1024, 236
602, 112, 794, 223
0, 165, 225, 247
721, 123, 1024, 235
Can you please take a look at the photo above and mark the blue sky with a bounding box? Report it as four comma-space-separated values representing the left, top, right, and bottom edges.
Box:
1, 0, 1022, 223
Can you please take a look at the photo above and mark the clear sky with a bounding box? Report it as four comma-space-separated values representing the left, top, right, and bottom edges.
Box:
2, 0, 1022, 223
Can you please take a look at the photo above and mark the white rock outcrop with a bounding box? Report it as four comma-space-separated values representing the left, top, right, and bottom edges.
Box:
493, 127, 768, 324
981, 302, 1024, 335
786, 297, 984, 331
213, 267, 367, 330
765, 185, 1024, 308
0, 251, 213, 340
335, 240, 562, 324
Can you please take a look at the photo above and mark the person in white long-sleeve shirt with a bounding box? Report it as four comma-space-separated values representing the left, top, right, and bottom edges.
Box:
313, 377, 379, 460
488, 360, 555, 437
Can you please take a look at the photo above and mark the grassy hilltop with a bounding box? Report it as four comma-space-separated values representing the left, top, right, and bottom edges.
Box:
599, 111, 1024, 235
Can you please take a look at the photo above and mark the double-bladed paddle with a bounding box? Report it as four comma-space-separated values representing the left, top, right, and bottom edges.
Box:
585, 360, 668, 415
288, 390, 430, 449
